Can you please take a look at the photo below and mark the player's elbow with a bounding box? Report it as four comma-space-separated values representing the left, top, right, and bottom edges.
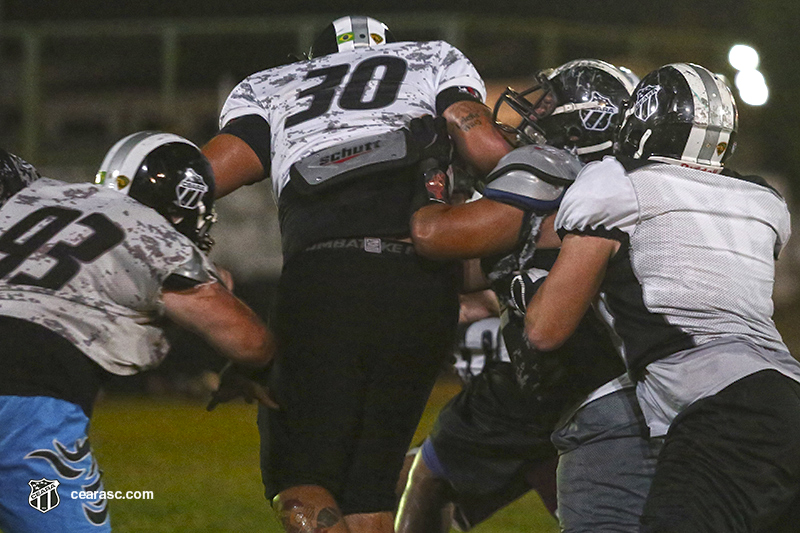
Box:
410, 212, 449, 260
525, 321, 567, 352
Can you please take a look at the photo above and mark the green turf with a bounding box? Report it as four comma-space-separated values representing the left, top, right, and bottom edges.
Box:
88, 380, 559, 532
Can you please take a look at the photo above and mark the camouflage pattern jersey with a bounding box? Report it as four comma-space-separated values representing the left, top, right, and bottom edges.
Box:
219, 40, 486, 200
0, 178, 218, 375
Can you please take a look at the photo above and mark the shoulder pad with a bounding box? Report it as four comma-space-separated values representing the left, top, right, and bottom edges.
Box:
482, 144, 583, 211
170, 247, 214, 285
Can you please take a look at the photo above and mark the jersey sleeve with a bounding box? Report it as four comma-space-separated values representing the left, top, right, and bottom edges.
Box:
555, 156, 639, 241
431, 41, 486, 104
219, 78, 271, 129
162, 247, 218, 290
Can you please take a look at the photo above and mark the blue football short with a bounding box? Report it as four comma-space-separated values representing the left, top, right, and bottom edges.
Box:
0, 395, 110, 533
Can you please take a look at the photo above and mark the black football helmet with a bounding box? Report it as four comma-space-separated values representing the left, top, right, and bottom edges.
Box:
0, 149, 41, 206
308, 15, 395, 59
615, 63, 738, 172
493, 59, 636, 162
95, 131, 217, 252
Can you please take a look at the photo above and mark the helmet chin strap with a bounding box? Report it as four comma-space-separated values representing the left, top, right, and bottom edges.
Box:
550, 101, 605, 116
576, 140, 612, 156
634, 129, 653, 159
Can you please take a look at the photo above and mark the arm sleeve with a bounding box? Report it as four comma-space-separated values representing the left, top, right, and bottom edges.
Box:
218, 114, 272, 175
555, 157, 639, 241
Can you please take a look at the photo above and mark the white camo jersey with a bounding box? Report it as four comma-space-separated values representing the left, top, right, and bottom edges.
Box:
219, 40, 486, 199
0, 178, 218, 375
556, 157, 792, 371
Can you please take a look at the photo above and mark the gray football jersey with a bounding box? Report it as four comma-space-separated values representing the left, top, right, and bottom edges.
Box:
219, 40, 486, 199
556, 157, 791, 371
0, 178, 217, 375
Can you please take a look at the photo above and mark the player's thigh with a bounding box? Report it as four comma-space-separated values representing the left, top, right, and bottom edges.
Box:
0, 396, 109, 533
430, 364, 555, 494
641, 370, 800, 533
553, 387, 660, 533
259, 321, 369, 500
339, 283, 459, 513
265, 251, 458, 508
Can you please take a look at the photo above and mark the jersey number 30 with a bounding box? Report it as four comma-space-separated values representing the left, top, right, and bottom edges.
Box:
286, 57, 407, 128
0, 206, 124, 290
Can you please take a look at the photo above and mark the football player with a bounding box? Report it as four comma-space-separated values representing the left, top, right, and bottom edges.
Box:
201, 15, 510, 533
526, 63, 800, 531
397, 60, 656, 533
0, 132, 275, 533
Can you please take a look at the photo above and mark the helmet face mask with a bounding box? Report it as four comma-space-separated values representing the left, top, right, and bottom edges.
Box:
493, 75, 557, 147
308, 15, 395, 59
615, 63, 738, 172
495, 59, 636, 162
96, 132, 217, 252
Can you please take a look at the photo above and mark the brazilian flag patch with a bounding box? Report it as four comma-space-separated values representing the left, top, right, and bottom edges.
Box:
337, 32, 354, 44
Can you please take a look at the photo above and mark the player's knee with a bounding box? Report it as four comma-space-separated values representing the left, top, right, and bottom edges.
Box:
272, 486, 345, 532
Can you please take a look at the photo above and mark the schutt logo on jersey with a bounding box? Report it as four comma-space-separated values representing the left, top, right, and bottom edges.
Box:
317, 140, 382, 166
29, 478, 60, 513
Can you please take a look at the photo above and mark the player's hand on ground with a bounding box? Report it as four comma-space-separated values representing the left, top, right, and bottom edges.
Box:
207, 362, 279, 411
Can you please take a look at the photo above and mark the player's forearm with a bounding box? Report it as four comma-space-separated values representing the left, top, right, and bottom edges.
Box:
411, 199, 523, 260
200, 304, 276, 368
199, 322, 276, 368
163, 282, 275, 367
443, 100, 512, 177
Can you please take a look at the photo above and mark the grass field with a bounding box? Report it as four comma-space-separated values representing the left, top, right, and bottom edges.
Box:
88, 378, 559, 533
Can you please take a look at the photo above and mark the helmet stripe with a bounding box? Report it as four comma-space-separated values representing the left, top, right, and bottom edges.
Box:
670, 63, 727, 167
97, 132, 196, 192
692, 64, 726, 164
332, 17, 355, 52
351, 16, 371, 47
549, 59, 637, 94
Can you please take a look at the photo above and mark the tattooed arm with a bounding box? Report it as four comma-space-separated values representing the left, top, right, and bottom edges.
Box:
443, 100, 513, 177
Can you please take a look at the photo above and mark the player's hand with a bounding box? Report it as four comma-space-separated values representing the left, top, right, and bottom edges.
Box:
409, 114, 453, 169
206, 362, 279, 411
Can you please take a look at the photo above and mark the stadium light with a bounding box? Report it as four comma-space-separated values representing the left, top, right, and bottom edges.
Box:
735, 69, 769, 106
728, 44, 768, 106
728, 44, 759, 71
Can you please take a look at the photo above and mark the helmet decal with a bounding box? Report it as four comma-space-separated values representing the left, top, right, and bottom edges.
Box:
580, 91, 619, 131
633, 85, 661, 122
175, 168, 209, 210
311, 16, 393, 58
